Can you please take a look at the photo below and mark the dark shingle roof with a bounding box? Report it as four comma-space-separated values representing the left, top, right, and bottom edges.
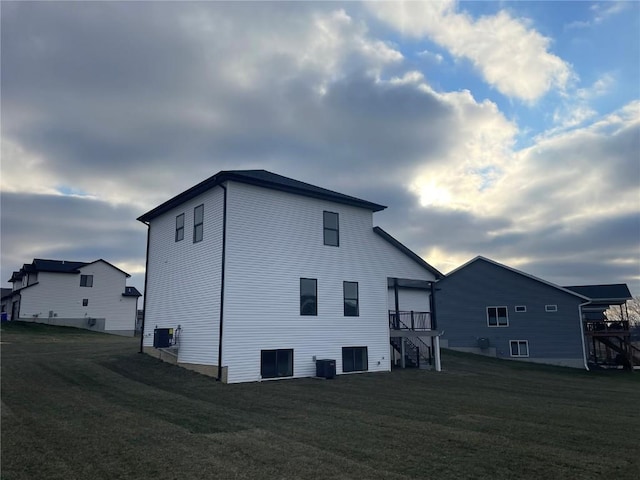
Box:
138, 170, 387, 222
122, 286, 142, 297
32, 259, 88, 273
8, 259, 131, 282
373, 227, 443, 279
563, 284, 632, 303
1, 288, 13, 300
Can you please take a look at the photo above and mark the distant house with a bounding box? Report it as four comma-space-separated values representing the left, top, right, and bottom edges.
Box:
138, 169, 443, 383
435, 256, 636, 369
5, 259, 141, 336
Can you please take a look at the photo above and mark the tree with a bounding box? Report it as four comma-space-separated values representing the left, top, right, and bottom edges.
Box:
605, 295, 640, 327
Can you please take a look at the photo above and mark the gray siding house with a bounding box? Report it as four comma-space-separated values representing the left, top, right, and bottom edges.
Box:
436, 256, 591, 369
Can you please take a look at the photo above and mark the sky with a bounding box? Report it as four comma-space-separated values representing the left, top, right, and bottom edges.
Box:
2, 1, 639, 298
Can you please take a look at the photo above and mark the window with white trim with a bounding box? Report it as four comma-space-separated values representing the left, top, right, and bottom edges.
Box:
545, 305, 558, 312
515, 305, 527, 313
510, 340, 529, 357
487, 306, 508, 327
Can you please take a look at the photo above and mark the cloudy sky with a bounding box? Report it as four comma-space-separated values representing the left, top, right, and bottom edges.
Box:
2, 1, 639, 297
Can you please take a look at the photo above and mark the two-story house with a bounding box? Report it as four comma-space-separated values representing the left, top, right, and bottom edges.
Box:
138, 170, 443, 383
435, 256, 636, 369
6, 259, 141, 335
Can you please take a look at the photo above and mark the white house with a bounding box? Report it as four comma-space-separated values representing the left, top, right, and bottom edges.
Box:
138, 170, 443, 383
6, 259, 141, 335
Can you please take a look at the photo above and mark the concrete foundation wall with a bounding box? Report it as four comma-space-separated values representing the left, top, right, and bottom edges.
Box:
17, 317, 106, 332
144, 347, 228, 383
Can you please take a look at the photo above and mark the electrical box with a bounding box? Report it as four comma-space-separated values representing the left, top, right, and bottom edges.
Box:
316, 359, 336, 379
154, 328, 174, 348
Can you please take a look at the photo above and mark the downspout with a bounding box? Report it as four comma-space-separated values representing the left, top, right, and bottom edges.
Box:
430, 281, 442, 372
139, 221, 151, 354
217, 184, 228, 382
578, 301, 590, 371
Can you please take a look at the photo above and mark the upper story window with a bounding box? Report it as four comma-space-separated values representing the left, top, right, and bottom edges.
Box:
323, 211, 339, 246
193, 204, 204, 243
487, 306, 508, 327
300, 278, 317, 316
344, 281, 359, 316
545, 305, 558, 312
80, 275, 93, 288
175, 213, 185, 242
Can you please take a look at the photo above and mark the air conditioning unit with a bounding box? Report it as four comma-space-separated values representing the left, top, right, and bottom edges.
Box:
316, 359, 336, 379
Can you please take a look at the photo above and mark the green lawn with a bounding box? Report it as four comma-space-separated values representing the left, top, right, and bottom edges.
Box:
2, 322, 639, 479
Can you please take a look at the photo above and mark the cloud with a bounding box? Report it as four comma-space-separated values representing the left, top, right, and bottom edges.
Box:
1, 192, 147, 290
365, 0, 573, 102
1, 2, 638, 297
565, 1, 629, 29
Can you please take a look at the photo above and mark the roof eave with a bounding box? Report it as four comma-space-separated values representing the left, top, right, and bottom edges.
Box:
137, 170, 387, 223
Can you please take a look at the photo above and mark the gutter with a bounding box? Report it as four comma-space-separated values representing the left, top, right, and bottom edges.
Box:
578, 301, 591, 371
139, 222, 151, 354
217, 183, 228, 381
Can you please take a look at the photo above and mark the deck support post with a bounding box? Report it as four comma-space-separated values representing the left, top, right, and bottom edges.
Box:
434, 336, 441, 372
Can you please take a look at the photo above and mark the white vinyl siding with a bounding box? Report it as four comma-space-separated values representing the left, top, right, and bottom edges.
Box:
222, 181, 437, 383
17, 262, 137, 332
387, 287, 431, 313
143, 187, 224, 366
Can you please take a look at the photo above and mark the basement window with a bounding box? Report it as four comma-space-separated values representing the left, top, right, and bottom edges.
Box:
342, 346, 368, 372
261, 349, 293, 378
510, 340, 529, 357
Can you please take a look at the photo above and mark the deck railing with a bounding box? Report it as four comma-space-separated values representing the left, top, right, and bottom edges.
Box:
585, 320, 630, 333
389, 310, 432, 331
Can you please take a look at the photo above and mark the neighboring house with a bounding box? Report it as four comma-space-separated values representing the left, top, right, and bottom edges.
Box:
6, 259, 141, 336
436, 256, 592, 369
138, 169, 443, 384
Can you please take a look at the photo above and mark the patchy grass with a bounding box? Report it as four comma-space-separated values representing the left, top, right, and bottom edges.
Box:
2, 322, 639, 479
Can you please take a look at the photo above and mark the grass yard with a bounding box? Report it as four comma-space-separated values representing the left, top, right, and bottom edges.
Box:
1, 322, 639, 480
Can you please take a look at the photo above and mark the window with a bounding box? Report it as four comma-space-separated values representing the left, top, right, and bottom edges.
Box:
82, 299, 88, 307
487, 306, 508, 327
175, 213, 185, 242
510, 340, 529, 357
515, 305, 527, 313
193, 204, 204, 243
545, 304, 558, 312
80, 275, 93, 287
300, 278, 317, 315
342, 346, 368, 372
343, 281, 359, 316
323, 211, 339, 246
261, 349, 293, 378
